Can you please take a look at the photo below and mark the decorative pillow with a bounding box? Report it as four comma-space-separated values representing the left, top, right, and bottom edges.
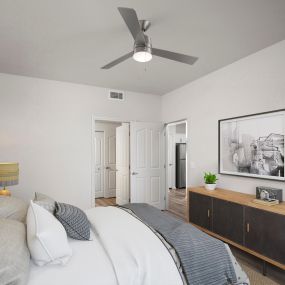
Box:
27, 201, 72, 266
0, 218, 30, 285
54, 202, 90, 241
0, 196, 28, 223
33, 192, 56, 214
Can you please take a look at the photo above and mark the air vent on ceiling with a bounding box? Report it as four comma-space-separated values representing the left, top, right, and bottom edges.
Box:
109, 90, 125, 101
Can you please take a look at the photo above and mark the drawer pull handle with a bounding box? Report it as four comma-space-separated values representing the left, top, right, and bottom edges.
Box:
246, 223, 250, 233
207, 209, 210, 218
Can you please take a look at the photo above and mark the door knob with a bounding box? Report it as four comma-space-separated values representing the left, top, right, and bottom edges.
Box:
169, 163, 173, 166
105, 166, 110, 170
132, 172, 139, 175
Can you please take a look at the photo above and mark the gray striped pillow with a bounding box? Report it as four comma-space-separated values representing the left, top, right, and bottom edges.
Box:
54, 202, 90, 240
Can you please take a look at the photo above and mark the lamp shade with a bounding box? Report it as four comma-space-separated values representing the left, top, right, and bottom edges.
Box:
0, 163, 19, 187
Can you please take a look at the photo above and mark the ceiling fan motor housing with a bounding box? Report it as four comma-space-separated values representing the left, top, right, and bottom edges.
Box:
134, 34, 152, 55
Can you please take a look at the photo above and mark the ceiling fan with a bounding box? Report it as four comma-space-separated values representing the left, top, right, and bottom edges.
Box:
101, 7, 198, 69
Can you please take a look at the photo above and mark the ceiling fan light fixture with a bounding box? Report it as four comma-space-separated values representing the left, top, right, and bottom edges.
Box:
101, 7, 199, 69
133, 51, 152, 62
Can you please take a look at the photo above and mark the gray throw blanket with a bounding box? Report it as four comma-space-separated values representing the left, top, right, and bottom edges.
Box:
121, 203, 238, 285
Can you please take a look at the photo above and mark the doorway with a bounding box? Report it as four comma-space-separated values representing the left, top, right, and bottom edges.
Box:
166, 120, 187, 219
93, 118, 166, 209
94, 120, 129, 207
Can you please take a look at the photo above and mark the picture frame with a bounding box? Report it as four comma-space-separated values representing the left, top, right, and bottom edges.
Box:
218, 109, 285, 181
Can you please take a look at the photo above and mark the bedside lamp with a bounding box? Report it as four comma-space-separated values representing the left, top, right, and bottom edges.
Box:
0, 162, 19, 196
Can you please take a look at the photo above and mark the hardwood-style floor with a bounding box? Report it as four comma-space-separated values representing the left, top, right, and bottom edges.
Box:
167, 188, 187, 220
232, 247, 285, 285
95, 197, 116, 207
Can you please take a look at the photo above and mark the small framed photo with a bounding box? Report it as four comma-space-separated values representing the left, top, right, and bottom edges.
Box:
219, 109, 285, 181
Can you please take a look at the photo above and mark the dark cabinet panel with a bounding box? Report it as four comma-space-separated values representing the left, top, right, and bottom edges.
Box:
245, 207, 285, 264
244, 207, 264, 254
189, 192, 212, 230
212, 198, 244, 245
264, 212, 285, 264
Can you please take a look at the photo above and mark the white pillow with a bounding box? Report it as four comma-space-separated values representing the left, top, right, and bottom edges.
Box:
26, 201, 72, 266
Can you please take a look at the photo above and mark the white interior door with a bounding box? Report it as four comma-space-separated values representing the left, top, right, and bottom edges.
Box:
94, 131, 104, 198
104, 125, 118, 198
130, 122, 165, 209
116, 123, 130, 205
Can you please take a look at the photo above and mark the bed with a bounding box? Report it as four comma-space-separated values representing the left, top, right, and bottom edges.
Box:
27, 204, 249, 285
0, 195, 249, 285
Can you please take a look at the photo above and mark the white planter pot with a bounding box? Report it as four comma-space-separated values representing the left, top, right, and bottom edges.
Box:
205, 183, 217, 191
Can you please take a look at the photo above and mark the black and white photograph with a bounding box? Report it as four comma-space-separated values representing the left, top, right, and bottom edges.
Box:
219, 110, 285, 181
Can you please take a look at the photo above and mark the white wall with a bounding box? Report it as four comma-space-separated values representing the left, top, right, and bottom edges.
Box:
0, 74, 161, 209
1, 40, 284, 207
162, 40, 285, 197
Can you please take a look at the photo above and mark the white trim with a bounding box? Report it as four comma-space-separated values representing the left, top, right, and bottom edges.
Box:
91, 116, 96, 207
165, 119, 188, 210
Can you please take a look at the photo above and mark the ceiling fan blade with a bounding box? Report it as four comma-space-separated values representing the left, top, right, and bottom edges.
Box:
118, 7, 145, 44
101, 51, 133, 69
152, 48, 198, 65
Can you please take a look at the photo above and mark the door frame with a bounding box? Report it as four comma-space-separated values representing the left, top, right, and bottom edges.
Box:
91, 116, 130, 207
91, 115, 170, 208
165, 119, 188, 210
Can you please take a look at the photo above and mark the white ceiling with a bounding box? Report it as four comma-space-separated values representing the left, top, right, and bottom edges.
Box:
0, 0, 285, 95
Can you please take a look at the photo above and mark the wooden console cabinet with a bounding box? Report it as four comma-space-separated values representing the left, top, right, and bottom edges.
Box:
187, 187, 285, 271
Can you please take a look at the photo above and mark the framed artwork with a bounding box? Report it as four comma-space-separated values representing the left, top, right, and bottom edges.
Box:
219, 109, 285, 181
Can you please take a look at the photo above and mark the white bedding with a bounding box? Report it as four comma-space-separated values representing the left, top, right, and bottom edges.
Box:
87, 206, 184, 285
28, 230, 117, 285
28, 206, 184, 285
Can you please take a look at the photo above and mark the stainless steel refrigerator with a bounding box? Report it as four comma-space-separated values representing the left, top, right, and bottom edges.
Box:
176, 143, 186, 188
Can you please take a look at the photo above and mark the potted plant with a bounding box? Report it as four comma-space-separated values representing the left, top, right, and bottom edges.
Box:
204, 172, 218, 191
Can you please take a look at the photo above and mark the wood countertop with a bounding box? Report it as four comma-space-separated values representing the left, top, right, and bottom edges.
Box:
188, 186, 285, 216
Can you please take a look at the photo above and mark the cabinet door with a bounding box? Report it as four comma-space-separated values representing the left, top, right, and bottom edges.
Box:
189, 192, 212, 230
244, 207, 264, 255
245, 207, 285, 264
212, 198, 244, 245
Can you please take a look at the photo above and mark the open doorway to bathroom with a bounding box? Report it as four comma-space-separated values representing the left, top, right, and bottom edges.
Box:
166, 120, 187, 219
